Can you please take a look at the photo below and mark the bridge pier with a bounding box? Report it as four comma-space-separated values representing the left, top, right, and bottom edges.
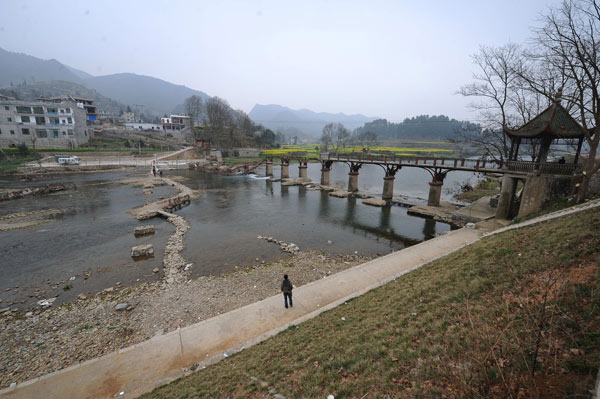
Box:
320, 160, 333, 186
496, 175, 518, 219
427, 182, 443, 207
383, 176, 395, 200
348, 172, 359, 192
381, 165, 400, 200
321, 168, 331, 185
280, 158, 289, 179
298, 159, 309, 181
426, 168, 448, 207
347, 162, 362, 192
265, 158, 273, 177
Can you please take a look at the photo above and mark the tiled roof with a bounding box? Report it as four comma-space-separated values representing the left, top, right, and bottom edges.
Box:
504, 102, 586, 139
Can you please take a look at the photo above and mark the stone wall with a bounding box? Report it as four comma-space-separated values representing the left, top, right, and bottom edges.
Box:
518, 174, 575, 218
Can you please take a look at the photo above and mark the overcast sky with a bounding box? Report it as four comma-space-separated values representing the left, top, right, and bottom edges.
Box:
0, 0, 561, 122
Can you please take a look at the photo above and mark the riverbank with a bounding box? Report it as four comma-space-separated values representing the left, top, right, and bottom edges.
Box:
139, 206, 600, 399
0, 250, 368, 389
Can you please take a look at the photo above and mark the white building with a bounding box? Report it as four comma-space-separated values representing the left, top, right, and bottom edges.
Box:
0, 96, 90, 148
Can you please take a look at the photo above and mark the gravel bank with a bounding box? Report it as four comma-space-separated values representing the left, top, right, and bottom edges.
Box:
0, 250, 370, 388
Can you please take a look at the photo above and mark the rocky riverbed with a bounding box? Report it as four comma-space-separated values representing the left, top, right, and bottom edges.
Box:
0, 250, 370, 388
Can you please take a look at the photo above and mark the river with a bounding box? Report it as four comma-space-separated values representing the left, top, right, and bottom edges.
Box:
0, 162, 480, 308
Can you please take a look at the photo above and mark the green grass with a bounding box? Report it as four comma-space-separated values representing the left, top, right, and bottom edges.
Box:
142, 208, 600, 399
0, 156, 39, 172
455, 177, 502, 203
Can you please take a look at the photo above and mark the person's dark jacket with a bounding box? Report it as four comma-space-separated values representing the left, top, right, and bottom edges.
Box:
281, 278, 293, 294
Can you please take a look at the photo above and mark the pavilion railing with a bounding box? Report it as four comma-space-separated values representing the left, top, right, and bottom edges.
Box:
504, 160, 581, 175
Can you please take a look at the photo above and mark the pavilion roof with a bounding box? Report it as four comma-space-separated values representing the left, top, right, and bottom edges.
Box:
504, 102, 586, 139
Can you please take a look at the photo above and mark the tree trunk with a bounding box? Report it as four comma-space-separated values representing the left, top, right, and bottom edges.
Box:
576, 139, 600, 203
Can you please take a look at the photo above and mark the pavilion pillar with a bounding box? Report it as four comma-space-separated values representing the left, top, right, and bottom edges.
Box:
348, 172, 359, 192
265, 159, 273, 176
496, 176, 518, 219
427, 181, 443, 207
281, 164, 289, 179
321, 168, 331, 186
382, 176, 395, 200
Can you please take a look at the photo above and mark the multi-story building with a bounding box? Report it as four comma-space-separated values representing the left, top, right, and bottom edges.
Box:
41, 95, 97, 122
122, 112, 136, 123
0, 95, 90, 148
161, 115, 191, 134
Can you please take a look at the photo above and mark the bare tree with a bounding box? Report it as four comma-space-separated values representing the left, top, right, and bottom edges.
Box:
184, 95, 203, 128
203, 96, 233, 146
456, 44, 541, 162
519, 0, 600, 202
357, 131, 378, 150
320, 123, 334, 151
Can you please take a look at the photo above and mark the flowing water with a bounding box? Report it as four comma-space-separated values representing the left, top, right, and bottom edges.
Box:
0, 163, 481, 307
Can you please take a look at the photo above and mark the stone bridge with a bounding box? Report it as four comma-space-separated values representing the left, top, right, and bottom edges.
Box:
263, 153, 581, 208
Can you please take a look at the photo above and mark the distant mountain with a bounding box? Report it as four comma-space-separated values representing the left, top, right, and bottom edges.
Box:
83, 73, 211, 116
65, 65, 94, 80
0, 47, 212, 116
249, 104, 379, 137
0, 47, 83, 87
0, 80, 126, 115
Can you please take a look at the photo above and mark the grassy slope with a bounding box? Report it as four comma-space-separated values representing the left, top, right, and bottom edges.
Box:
144, 209, 600, 399
455, 177, 501, 203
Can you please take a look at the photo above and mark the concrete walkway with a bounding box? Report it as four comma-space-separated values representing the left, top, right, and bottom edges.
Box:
1, 199, 599, 399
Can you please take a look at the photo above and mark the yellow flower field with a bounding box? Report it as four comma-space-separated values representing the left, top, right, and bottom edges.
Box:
261, 145, 454, 157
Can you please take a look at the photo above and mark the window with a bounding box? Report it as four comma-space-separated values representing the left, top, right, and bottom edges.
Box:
46, 107, 57, 113
60, 109, 65, 114
0, 128, 2, 134
61, 119, 66, 124
67, 129, 74, 136
22, 128, 30, 135
35, 116, 46, 125
21, 116, 31, 123
62, 131, 66, 136
65, 108, 71, 113
84, 131, 87, 136
32, 106, 44, 114
49, 117, 59, 124
51, 130, 59, 138
67, 117, 72, 124
3, 106, 9, 110
16, 106, 31, 114
10, 130, 15, 135
7, 117, 12, 122
36, 129, 47, 138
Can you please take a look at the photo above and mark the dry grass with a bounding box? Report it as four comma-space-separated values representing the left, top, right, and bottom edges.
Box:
142, 208, 600, 399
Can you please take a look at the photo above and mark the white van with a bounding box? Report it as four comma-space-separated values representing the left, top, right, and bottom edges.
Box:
57, 156, 81, 165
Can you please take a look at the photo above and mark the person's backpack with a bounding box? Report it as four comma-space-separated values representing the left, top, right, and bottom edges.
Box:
282, 279, 293, 293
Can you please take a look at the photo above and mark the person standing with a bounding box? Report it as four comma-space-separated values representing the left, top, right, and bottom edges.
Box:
281, 274, 293, 308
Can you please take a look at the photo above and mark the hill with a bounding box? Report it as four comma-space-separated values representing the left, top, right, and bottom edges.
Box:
355, 115, 481, 141
249, 104, 379, 137
0, 47, 83, 87
141, 207, 600, 398
83, 73, 211, 116
0, 47, 211, 116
